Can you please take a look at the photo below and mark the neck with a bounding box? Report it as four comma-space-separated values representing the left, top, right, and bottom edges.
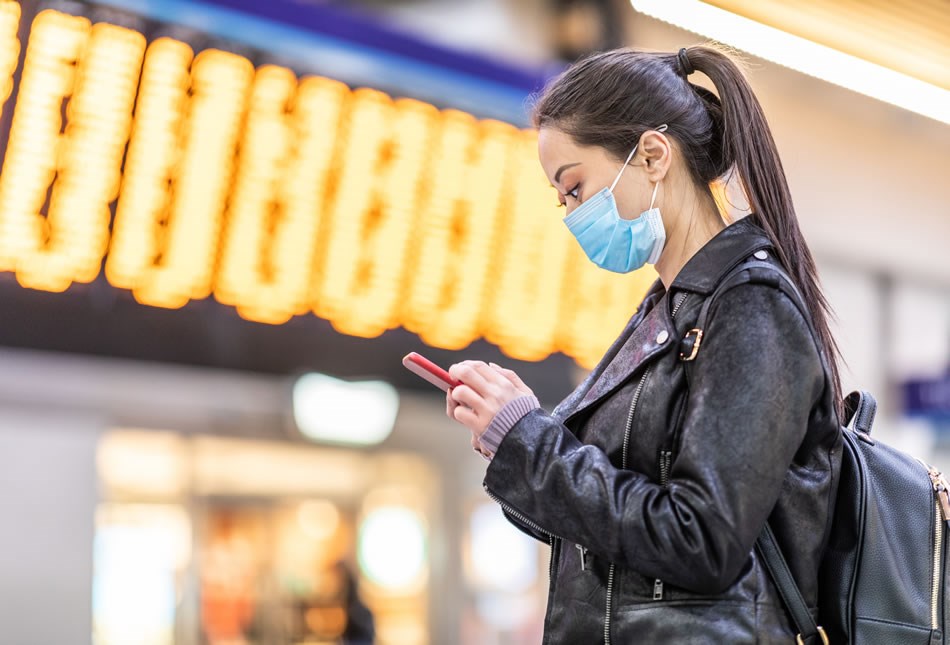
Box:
654, 174, 726, 290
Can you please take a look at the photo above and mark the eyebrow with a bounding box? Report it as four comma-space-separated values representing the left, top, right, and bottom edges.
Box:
554, 162, 581, 185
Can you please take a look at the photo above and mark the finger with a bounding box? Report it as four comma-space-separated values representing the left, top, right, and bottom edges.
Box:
450, 385, 489, 418
449, 361, 492, 394
452, 403, 480, 429
446, 389, 458, 418
470, 435, 489, 460
462, 362, 515, 404
466, 361, 510, 387
488, 362, 533, 394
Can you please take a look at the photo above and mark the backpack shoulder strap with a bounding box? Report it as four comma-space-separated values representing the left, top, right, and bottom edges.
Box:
679, 254, 829, 644
756, 525, 828, 644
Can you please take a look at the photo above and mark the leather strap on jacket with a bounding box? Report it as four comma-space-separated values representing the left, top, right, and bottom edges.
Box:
682, 258, 817, 359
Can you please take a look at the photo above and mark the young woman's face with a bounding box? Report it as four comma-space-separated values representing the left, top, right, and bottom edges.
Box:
537, 126, 656, 220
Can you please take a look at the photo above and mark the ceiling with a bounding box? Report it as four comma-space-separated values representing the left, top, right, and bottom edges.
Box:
706, 0, 950, 90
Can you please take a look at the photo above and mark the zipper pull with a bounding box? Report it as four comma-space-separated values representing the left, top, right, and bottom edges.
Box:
927, 468, 950, 523
575, 544, 590, 571
938, 492, 950, 525
653, 578, 664, 600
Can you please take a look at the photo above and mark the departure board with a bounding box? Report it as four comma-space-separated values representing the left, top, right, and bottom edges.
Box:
0, 3, 655, 367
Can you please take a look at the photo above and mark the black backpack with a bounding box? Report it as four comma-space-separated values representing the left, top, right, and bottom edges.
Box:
691, 256, 950, 644
817, 390, 949, 644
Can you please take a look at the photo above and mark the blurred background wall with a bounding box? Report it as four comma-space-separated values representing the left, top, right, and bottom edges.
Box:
0, 1, 946, 644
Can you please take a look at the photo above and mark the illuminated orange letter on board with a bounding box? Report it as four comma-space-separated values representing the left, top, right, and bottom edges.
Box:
108, 38, 194, 301
0, 13, 144, 292
216, 71, 348, 324
111, 45, 253, 308
0, 2, 20, 115
312, 90, 439, 338
401, 113, 520, 350
0, 11, 87, 279
482, 132, 570, 362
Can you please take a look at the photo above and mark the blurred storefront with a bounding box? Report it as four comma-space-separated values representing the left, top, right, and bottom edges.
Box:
0, 347, 551, 645
94, 431, 431, 645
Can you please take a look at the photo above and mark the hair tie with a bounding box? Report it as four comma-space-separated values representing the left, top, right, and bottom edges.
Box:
677, 48, 694, 77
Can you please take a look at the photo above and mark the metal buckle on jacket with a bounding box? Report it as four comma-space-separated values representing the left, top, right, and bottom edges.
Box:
796, 627, 829, 645
679, 328, 704, 361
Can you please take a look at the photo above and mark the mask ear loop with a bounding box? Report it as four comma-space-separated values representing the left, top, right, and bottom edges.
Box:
610, 145, 639, 193
609, 124, 669, 194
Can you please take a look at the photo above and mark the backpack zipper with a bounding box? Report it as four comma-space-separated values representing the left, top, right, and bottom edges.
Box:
605, 291, 688, 645
932, 498, 942, 631
923, 464, 950, 630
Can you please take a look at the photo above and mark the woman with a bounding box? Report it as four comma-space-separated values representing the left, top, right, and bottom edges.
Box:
445, 45, 843, 644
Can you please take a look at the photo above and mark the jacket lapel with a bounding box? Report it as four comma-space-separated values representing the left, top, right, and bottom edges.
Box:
552, 279, 664, 422
559, 289, 675, 424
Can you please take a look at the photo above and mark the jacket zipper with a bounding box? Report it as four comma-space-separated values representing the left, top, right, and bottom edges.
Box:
922, 463, 950, 630
483, 484, 564, 547
482, 485, 565, 628
605, 291, 688, 645
653, 449, 673, 600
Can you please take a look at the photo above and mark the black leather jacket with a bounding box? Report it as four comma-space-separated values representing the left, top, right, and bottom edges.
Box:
483, 217, 842, 644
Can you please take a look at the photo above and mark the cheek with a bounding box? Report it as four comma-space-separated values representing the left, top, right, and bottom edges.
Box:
612, 189, 643, 220
613, 176, 652, 220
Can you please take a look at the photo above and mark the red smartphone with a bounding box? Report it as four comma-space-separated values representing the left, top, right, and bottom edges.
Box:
402, 352, 462, 392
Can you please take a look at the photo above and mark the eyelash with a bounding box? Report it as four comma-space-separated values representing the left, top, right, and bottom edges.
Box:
557, 185, 580, 208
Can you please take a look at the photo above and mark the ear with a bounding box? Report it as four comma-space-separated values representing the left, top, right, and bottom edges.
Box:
637, 130, 672, 182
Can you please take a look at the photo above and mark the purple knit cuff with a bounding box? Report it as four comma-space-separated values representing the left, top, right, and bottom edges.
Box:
478, 395, 541, 459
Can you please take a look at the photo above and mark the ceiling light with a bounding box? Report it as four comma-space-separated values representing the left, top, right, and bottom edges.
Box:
631, 0, 950, 125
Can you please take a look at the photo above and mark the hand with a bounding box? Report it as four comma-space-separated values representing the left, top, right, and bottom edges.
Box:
444, 360, 534, 451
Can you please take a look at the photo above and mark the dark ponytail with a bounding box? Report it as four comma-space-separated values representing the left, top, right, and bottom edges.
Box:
533, 44, 844, 419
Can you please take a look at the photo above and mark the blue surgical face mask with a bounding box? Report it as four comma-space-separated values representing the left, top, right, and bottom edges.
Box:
562, 125, 668, 274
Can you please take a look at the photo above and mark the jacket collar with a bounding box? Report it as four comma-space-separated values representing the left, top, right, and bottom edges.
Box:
554, 216, 774, 424
670, 216, 773, 296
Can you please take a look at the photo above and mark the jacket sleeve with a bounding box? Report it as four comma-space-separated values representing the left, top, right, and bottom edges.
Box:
482, 283, 826, 594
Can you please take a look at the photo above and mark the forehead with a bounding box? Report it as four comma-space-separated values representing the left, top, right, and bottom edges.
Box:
537, 127, 583, 162
537, 127, 610, 183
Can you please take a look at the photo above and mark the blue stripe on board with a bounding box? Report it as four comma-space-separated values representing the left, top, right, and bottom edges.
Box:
88, 0, 558, 123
